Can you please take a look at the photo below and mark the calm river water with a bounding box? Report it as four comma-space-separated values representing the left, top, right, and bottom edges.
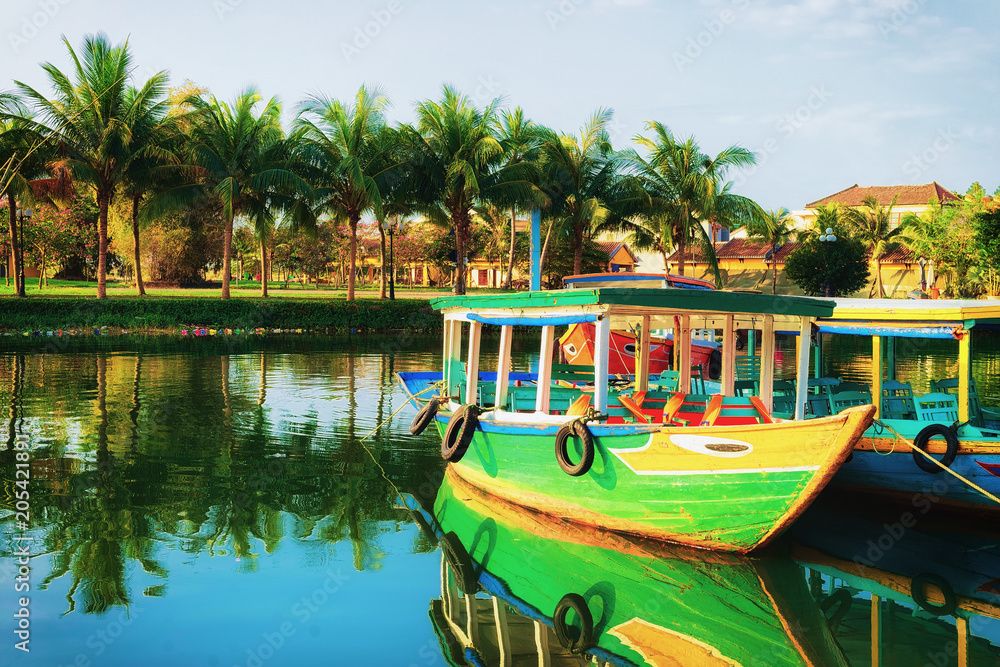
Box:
1, 333, 998, 666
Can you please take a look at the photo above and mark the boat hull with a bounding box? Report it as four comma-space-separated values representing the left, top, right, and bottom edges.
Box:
437, 404, 875, 552
560, 322, 719, 377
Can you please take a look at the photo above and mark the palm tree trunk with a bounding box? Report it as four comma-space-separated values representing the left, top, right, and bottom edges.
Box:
97, 189, 111, 299
675, 234, 686, 277
772, 246, 778, 294
538, 218, 558, 289
37, 253, 44, 289
503, 208, 516, 289
347, 214, 359, 301
875, 256, 884, 298
131, 195, 146, 296
660, 247, 669, 275
573, 223, 584, 276
221, 211, 234, 300
378, 225, 387, 299
7, 196, 22, 297
454, 212, 467, 295
259, 236, 268, 298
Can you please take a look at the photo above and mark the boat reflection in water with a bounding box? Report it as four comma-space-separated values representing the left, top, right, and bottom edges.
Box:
406, 469, 849, 667
790, 498, 1000, 667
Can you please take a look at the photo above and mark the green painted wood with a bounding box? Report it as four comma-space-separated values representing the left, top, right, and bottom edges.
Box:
432, 287, 835, 318
430, 478, 848, 667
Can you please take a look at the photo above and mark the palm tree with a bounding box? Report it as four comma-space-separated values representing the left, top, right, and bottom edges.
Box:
295, 86, 395, 301
181, 89, 314, 299
400, 86, 535, 295
845, 194, 900, 298
623, 122, 760, 285
536, 109, 638, 278
497, 108, 543, 289
744, 207, 796, 293
121, 82, 180, 296
16, 34, 169, 299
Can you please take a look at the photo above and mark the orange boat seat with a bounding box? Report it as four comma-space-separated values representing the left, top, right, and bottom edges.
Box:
701, 395, 774, 426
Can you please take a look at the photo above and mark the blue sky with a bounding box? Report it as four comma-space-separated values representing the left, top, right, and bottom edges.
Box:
3, 0, 998, 211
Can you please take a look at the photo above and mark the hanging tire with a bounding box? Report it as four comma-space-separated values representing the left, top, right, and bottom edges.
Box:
708, 349, 722, 380
911, 573, 957, 617
555, 421, 594, 477
553, 593, 594, 654
912, 424, 959, 474
441, 531, 476, 594
409, 397, 440, 435
441, 404, 479, 463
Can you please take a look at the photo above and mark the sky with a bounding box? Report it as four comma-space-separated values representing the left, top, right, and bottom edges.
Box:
3, 0, 998, 212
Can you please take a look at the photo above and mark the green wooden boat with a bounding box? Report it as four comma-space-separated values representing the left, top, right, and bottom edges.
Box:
408, 472, 849, 666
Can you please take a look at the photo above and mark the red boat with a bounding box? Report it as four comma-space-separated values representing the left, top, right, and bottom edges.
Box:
558, 322, 721, 379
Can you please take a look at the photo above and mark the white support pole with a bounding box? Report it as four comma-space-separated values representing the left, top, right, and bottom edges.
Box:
679, 315, 692, 392
872, 335, 883, 419
760, 315, 775, 413
465, 320, 482, 406
495, 325, 513, 411
721, 313, 737, 396
444, 319, 463, 398
492, 596, 512, 667
795, 317, 811, 420
636, 314, 651, 392
594, 316, 611, 414
534, 620, 551, 667
536, 325, 555, 413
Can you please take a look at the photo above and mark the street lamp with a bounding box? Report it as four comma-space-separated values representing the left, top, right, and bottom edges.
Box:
16, 208, 32, 297
381, 217, 405, 300
818, 227, 836, 297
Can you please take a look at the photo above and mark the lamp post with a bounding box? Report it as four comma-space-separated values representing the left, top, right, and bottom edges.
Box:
818, 227, 836, 297
16, 208, 31, 297
381, 217, 405, 300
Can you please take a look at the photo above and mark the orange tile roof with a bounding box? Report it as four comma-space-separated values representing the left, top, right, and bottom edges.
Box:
598, 241, 637, 262
806, 182, 959, 208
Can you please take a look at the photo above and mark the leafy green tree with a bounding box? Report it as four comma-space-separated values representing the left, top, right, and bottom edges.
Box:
743, 207, 795, 293
400, 85, 535, 295
784, 234, 869, 297
537, 109, 638, 279
622, 122, 760, 285
296, 85, 395, 300
177, 88, 314, 298
845, 194, 901, 298
497, 108, 544, 289
16, 34, 170, 299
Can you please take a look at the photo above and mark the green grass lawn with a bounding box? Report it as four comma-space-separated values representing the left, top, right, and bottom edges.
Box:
0, 278, 517, 300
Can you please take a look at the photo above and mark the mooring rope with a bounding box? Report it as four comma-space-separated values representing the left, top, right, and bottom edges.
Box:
873, 419, 1000, 507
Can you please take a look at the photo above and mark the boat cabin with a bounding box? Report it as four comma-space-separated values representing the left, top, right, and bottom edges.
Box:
431, 287, 836, 424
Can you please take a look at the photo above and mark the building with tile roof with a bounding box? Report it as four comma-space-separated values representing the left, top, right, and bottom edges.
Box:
791, 182, 960, 231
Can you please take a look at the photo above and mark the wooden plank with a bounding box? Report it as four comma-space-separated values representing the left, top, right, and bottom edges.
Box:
958, 330, 971, 422
636, 314, 651, 393
957, 616, 968, 667
465, 320, 482, 406
495, 325, 513, 411
594, 317, 611, 414
872, 335, 883, 419
722, 313, 736, 396
759, 315, 775, 413
536, 325, 555, 413
794, 317, 811, 420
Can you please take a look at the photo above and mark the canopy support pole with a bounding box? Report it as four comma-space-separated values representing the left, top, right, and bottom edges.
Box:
536, 325, 555, 413
872, 335, 883, 419
636, 315, 651, 393
759, 315, 775, 413
795, 317, 811, 420
721, 313, 737, 396
465, 320, 482, 406
958, 329, 971, 422
495, 324, 513, 410
594, 316, 611, 414
679, 315, 692, 393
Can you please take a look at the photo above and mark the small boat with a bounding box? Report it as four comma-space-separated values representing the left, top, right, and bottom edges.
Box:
562, 271, 716, 290
406, 475, 849, 666
402, 287, 875, 552
810, 298, 1000, 513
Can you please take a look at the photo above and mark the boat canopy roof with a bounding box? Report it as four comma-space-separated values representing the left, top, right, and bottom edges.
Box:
432, 288, 834, 328
819, 298, 1000, 339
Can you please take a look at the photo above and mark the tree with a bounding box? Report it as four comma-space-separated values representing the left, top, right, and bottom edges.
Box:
16, 33, 170, 299
845, 194, 900, 298
296, 85, 396, 301
497, 108, 543, 289
537, 109, 638, 278
784, 235, 869, 297
743, 207, 795, 293
400, 85, 535, 295
179, 88, 314, 299
622, 122, 760, 285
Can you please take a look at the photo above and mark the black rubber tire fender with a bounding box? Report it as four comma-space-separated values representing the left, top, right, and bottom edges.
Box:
409, 397, 440, 435
441, 404, 480, 463
555, 420, 595, 477
441, 531, 477, 594
912, 424, 959, 474
911, 573, 957, 617
553, 593, 594, 654
708, 348, 723, 380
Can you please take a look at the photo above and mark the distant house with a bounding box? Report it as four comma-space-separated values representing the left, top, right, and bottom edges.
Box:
791, 182, 960, 230
596, 240, 638, 273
